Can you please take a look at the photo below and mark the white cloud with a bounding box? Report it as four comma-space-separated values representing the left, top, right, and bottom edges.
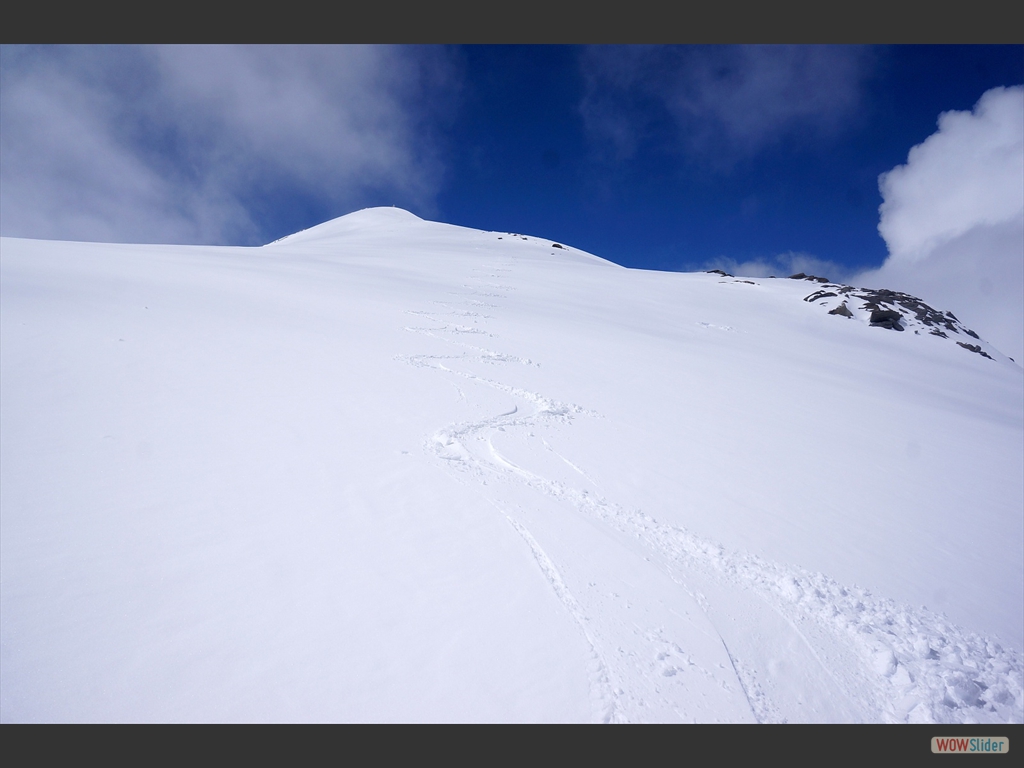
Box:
855, 86, 1024, 363
579, 45, 872, 164
0, 45, 458, 245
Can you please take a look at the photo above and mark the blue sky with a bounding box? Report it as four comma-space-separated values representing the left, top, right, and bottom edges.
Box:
1, 45, 1021, 279
434, 45, 1022, 275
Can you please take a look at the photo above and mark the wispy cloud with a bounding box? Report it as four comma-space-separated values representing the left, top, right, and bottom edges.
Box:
579, 45, 874, 166
855, 85, 1024, 363
0, 45, 460, 245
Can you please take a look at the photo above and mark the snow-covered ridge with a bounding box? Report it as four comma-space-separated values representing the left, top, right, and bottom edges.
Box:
1, 210, 1020, 723
264, 206, 428, 246
266, 206, 617, 268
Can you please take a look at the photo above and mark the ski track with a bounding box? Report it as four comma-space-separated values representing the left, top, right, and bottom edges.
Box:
497, 504, 620, 724
397, 255, 1024, 725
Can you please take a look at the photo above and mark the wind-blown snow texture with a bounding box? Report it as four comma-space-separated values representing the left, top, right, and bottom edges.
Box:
2, 208, 1022, 723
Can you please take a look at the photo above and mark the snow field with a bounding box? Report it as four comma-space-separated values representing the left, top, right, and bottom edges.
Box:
2, 207, 1021, 722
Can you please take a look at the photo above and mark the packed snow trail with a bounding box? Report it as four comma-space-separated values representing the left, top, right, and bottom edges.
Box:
400, 258, 758, 722
400, 250, 1023, 724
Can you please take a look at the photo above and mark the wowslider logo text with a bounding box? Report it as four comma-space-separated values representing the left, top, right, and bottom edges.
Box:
931, 737, 1009, 754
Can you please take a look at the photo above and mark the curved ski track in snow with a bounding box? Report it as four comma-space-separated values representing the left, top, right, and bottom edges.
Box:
398, 254, 1023, 724
498, 506, 620, 723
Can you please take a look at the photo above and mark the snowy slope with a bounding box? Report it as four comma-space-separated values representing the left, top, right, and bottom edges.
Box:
2, 207, 1021, 723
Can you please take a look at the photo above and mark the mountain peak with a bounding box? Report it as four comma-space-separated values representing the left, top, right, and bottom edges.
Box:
265, 206, 426, 247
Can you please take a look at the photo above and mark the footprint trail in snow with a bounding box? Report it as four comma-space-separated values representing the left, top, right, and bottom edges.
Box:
398, 252, 1023, 724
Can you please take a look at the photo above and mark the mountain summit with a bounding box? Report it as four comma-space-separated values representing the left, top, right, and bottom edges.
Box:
266, 206, 427, 246
2, 213, 1021, 723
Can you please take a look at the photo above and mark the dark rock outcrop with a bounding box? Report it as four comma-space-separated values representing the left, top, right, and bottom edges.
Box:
858, 289, 961, 334
869, 309, 904, 331
789, 273, 830, 283
798, 281, 995, 359
957, 342, 995, 360
805, 290, 839, 303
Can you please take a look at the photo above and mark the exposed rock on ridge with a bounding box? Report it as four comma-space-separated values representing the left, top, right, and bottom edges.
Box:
707, 270, 1003, 361
799, 279, 997, 359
